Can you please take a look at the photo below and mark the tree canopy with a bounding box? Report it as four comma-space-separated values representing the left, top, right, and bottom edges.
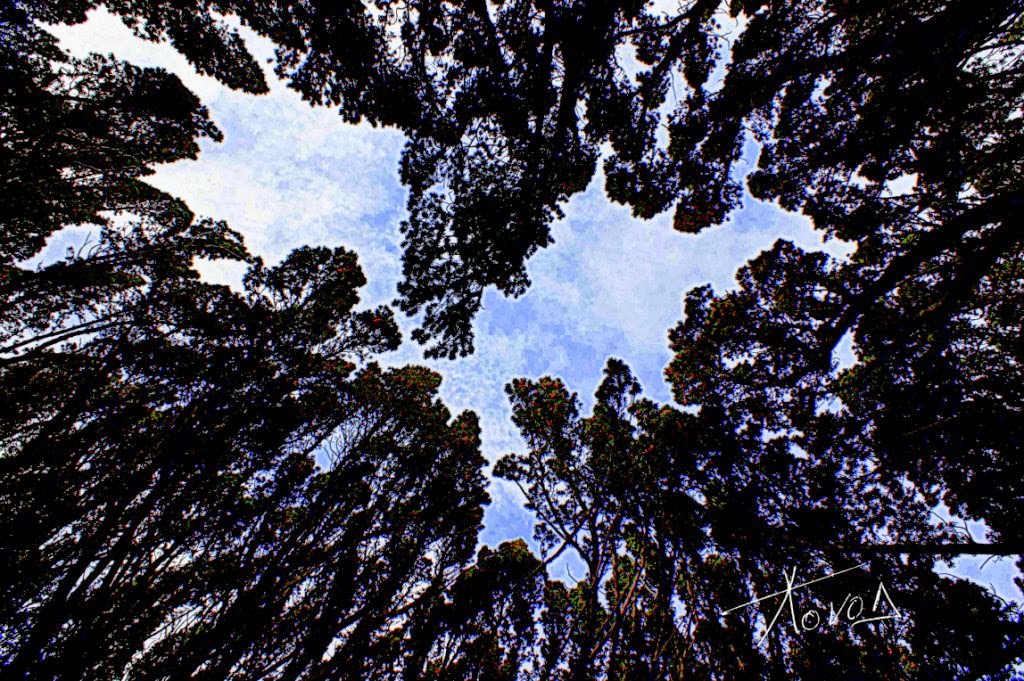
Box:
496, 358, 1024, 679
3, 4, 487, 678
3, 0, 1024, 678
219, 0, 1024, 364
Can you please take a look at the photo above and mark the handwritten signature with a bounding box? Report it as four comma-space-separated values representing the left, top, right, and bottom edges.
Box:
720, 562, 905, 643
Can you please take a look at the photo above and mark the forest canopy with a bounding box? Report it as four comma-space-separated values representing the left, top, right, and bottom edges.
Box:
2, 0, 1024, 679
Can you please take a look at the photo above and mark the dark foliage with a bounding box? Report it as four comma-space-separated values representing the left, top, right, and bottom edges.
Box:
496, 360, 1024, 679
4, 0, 1024, 679
2, 5, 488, 679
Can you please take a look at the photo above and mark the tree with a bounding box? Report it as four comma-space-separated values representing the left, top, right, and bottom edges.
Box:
657, 0, 1024, 570
196, 0, 1022, 367
247, 0, 713, 357
1, 242, 490, 680
405, 539, 545, 680
2, 8, 490, 679
14, 0, 268, 93
496, 359, 1024, 679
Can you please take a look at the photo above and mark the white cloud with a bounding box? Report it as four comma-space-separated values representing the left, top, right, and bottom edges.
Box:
48, 9, 407, 304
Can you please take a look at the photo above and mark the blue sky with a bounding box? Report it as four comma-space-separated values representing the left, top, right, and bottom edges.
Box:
45, 9, 1022, 603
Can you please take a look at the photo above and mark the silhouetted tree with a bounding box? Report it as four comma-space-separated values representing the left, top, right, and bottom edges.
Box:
497, 359, 1024, 679
403, 539, 545, 680
655, 0, 1024, 571
14, 0, 268, 93
2, 7, 489, 680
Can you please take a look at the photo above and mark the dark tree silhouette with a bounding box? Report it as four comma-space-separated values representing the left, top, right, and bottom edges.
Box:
2, 6, 489, 680
20, 2, 1023, 358
496, 360, 1024, 679
14, 0, 268, 93
404, 539, 545, 679
250, 0, 705, 357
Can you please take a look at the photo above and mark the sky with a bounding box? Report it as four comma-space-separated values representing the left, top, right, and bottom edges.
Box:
43, 8, 1022, 603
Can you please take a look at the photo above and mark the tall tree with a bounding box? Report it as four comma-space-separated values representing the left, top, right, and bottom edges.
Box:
497, 359, 1024, 679
2, 7, 490, 680
249, 0, 700, 357
13, 0, 269, 93
657, 0, 1024, 570
404, 538, 546, 680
